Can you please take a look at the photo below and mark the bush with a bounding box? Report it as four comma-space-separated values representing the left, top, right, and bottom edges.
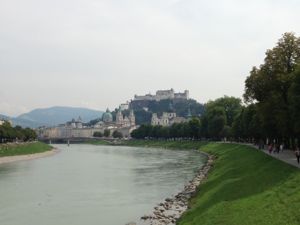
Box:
103, 129, 110, 137
112, 130, 123, 139
93, 131, 103, 137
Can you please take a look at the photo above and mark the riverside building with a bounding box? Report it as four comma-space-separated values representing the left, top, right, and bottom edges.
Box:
38, 108, 137, 139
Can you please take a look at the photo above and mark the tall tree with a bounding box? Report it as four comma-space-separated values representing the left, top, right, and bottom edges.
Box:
244, 32, 300, 139
205, 96, 242, 127
289, 66, 300, 137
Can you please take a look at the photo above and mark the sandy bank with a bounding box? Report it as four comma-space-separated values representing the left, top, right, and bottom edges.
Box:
0, 148, 59, 165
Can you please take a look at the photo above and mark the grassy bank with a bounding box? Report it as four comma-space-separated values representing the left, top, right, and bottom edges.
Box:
122, 140, 300, 225
0, 142, 52, 157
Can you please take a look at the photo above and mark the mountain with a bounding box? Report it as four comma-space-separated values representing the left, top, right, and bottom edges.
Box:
1, 106, 103, 128
0, 114, 10, 120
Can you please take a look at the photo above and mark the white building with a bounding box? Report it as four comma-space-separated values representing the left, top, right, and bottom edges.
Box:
116, 109, 136, 127
120, 102, 130, 111
38, 109, 137, 139
67, 117, 83, 129
0, 119, 12, 126
134, 89, 189, 101
151, 112, 187, 127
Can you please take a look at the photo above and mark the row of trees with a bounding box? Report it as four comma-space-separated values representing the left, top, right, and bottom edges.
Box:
242, 32, 300, 146
0, 121, 37, 143
131, 96, 243, 140
132, 33, 300, 148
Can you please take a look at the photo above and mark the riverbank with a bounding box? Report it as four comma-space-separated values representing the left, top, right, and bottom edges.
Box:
140, 154, 214, 225
120, 140, 300, 225
0, 142, 54, 164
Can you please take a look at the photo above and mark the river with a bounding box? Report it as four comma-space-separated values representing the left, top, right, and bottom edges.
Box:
0, 144, 206, 225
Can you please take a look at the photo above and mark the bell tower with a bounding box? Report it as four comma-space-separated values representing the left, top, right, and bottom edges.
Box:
129, 110, 136, 126
116, 108, 124, 125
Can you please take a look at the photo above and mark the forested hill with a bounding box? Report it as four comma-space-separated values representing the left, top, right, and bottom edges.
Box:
129, 99, 204, 125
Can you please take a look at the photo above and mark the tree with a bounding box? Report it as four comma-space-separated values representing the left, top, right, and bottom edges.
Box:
103, 129, 110, 137
289, 66, 300, 137
244, 33, 300, 140
207, 106, 226, 138
112, 130, 123, 139
201, 96, 242, 139
0, 121, 37, 143
188, 118, 201, 139
134, 110, 153, 125
93, 131, 103, 137
205, 96, 242, 127
232, 104, 262, 142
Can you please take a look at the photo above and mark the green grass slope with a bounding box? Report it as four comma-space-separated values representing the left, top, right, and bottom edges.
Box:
179, 143, 300, 225
0, 142, 52, 157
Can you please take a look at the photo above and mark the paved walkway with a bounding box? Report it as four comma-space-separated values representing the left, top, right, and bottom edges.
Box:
227, 142, 300, 169
261, 148, 300, 169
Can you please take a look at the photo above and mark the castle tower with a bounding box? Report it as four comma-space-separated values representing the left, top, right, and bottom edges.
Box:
116, 108, 124, 126
151, 113, 158, 126
76, 116, 83, 128
123, 116, 130, 127
129, 110, 136, 127
184, 90, 189, 99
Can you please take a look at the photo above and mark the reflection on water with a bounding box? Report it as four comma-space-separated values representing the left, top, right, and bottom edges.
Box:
0, 144, 206, 225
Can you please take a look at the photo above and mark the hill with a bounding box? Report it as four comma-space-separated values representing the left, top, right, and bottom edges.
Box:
1, 106, 103, 128
129, 99, 204, 124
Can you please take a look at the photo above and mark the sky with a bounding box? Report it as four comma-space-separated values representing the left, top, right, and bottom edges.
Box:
1, 0, 300, 117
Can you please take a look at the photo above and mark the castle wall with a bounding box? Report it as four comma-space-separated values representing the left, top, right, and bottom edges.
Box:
133, 89, 189, 102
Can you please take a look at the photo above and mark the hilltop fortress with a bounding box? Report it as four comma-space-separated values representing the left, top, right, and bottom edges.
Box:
134, 89, 189, 101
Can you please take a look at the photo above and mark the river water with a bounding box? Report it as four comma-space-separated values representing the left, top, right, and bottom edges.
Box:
0, 144, 206, 225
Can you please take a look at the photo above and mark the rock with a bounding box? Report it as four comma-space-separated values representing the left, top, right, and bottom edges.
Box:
125, 222, 136, 225
141, 215, 149, 220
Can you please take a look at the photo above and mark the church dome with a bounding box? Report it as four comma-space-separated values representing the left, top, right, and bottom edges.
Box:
102, 108, 113, 123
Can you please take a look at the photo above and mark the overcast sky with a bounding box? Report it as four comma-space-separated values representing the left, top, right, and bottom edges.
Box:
1, 0, 300, 116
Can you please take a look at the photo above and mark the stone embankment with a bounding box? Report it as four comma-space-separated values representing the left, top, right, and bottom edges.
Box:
136, 154, 214, 225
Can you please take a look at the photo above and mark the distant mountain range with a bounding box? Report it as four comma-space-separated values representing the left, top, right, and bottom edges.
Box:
0, 106, 103, 128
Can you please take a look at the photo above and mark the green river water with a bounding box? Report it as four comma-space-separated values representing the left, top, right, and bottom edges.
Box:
0, 144, 206, 225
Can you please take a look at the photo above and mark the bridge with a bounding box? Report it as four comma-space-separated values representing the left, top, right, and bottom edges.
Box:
38, 137, 118, 145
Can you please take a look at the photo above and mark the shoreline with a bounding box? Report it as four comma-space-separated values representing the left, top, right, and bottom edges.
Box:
137, 153, 215, 225
0, 148, 59, 165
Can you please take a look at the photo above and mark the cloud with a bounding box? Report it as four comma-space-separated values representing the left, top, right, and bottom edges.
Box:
0, 102, 29, 117
0, 0, 300, 115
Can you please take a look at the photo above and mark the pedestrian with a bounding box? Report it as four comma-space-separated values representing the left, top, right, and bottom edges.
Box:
280, 143, 284, 152
276, 144, 280, 154
295, 147, 300, 164
268, 144, 273, 154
